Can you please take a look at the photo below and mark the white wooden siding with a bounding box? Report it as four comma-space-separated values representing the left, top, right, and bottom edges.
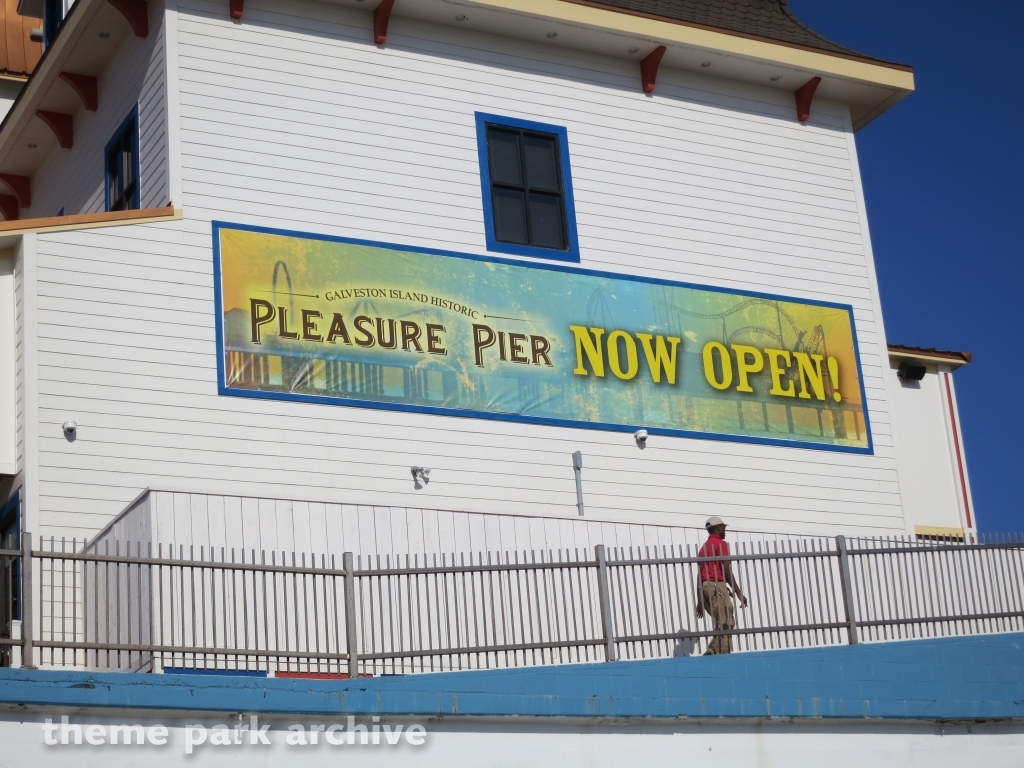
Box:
887, 365, 969, 534
85, 489, 795, 562
13, 234, 42, 530
0, 252, 14, 476
13, 240, 26, 483
24, 0, 169, 218
24, 0, 908, 542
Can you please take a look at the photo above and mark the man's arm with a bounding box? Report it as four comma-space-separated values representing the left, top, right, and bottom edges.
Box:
724, 561, 748, 606
695, 578, 704, 618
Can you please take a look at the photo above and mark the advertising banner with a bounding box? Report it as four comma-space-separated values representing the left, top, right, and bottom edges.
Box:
215, 224, 871, 453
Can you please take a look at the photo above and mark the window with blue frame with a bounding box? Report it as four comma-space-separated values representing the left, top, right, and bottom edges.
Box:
105, 107, 141, 212
43, 0, 63, 49
475, 113, 579, 262
1, 492, 21, 667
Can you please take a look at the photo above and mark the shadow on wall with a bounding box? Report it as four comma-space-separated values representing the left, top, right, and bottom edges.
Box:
199, 3, 838, 131
673, 634, 698, 657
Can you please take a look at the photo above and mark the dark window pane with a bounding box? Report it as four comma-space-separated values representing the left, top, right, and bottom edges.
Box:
123, 138, 135, 188
522, 134, 559, 191
107, 119, 138, 212
484, 123, 570, 252
487, 128, 522, 186
527, 192, 565, 250
108, 146, 123, 211
120, 149, 129, 191
492, 187, 528, 244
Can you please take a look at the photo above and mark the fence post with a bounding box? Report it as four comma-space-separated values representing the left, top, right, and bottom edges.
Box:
21, 532, 35, 668
594, 544, 616, 661
343, 552, 358, 678
835, 535, 859, 645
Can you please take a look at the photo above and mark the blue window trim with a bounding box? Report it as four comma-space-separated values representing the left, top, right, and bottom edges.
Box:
43, 0, 63, 49
1, 491, 21, 621
104, 105, 141, 213
0, 491, 19, 544
474, 112, 580, 263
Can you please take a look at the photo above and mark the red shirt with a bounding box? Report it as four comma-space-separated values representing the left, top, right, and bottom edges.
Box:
698, 533, 729, 582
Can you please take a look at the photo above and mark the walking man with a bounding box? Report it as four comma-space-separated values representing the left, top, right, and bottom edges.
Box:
695, 516, 747, 654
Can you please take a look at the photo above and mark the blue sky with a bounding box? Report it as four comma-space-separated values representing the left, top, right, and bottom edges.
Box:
790, 1, 1023, 533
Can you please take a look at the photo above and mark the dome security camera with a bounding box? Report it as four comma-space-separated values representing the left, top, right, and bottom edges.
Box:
62, 420, 78, 438
634, 429, 648, 444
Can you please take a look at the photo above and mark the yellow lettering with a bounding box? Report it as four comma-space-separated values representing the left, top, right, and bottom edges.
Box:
606, 330, 639, 380
793, 352, 826, 400
702, 342, 733, 390
766, 348, 795, 397
732, 344, 764, 393
828, 357, 842, 403
569, 326, 605, 377
636, 334, 681, 384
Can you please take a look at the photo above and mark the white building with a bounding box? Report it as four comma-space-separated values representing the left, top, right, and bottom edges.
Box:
0, 0, 977, 559
0, 8, 1018, 761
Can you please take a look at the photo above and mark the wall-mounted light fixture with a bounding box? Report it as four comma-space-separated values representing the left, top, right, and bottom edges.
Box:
411, 466, 431, 486
897, 361, 927, 381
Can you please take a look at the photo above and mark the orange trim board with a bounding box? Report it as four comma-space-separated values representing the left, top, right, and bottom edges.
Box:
914, 526, 965, 540
0, 205, 181, 234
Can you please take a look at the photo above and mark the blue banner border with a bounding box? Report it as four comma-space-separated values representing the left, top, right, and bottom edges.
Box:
212, 221, 874, 455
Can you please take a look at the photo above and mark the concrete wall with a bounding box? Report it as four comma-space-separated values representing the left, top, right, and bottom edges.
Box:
0, 715, 1020, 768
1, 633, 1023, 766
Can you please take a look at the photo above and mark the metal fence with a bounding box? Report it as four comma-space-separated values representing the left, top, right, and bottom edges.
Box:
2, 531, 1022, 675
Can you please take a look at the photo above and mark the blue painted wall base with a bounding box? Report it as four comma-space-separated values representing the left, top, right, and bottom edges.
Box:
1, 634, 1022, 720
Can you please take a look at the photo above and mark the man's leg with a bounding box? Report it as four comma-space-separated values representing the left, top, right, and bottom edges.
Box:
719, 586, 737, 654
702, 581, 720, 654
705, 582, 728, 654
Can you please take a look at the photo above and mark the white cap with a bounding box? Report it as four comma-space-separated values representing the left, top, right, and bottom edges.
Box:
705, 516, 725, 529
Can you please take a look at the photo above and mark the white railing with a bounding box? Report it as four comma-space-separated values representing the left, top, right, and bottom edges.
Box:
2, 532, 1022, 674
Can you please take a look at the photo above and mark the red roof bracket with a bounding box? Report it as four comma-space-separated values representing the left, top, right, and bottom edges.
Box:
373, 0, 396, 45
795, 76, 821, 122
0, 174, 31, 208
59, 72, 99, 111
36, 111, 74, 149
640, 46, 667, 94
230, 0, 243, 19
108, 0, 149, 38
0, 195, 18, 222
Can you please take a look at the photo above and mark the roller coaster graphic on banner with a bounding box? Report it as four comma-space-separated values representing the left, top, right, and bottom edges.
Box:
650, 287, 859, 442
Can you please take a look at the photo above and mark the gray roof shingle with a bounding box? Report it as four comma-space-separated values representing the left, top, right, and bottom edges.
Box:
578, 0, 901, 65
